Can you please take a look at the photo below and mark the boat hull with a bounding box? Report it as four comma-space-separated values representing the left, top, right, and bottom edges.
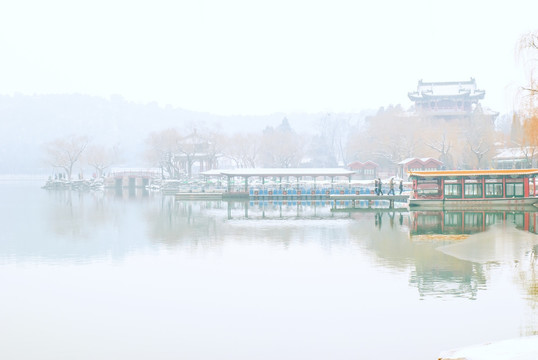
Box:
408, 197, 538, 210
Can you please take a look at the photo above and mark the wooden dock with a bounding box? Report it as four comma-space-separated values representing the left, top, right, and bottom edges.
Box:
175, 192, 224, 201
174, 192, 409, 210
175, 191, 250, 201
329, 194, 409, 210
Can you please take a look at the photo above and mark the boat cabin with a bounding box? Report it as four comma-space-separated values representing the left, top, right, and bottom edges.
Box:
408, 169, 538, 201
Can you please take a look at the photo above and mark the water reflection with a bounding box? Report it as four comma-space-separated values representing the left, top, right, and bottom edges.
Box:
410, 210, 538, 239
4, 184, 538, 355
144, 199, 354, 249
230, 200, 349, 220
407, 210, 538, 307
145, 198, 223, 247
5, 184, 538, 306
520, 246, 538, 336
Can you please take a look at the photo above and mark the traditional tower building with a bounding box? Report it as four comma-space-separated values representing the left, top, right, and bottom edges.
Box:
408, 78, 497, 121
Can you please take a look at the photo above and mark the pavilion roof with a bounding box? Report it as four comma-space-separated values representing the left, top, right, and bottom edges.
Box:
408, 78, 485, 101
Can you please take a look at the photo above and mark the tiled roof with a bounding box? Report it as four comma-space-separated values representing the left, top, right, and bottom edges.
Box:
408, 169, 538, 178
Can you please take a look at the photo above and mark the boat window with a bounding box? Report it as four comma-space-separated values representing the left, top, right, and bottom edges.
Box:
416, 180, 441, 197
444, 184, 462, 198
464, 183, 483, 198
506, 183, 524, 197
485, 183, 503, 197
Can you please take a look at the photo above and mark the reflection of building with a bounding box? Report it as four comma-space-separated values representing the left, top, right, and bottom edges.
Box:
398, 157, 443, 180
410, 210, 538, 238
347, 160, 378, 180
408, 209, 538, 299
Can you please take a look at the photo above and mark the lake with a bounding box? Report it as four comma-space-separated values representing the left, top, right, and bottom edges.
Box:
1, 181, 537, 359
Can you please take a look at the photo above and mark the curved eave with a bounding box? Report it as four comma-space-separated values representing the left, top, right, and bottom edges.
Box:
410, 91, 485, 102
408, 92, 422, 101
408, 169, 538, 178
469, 91, 485, 100
420, 93, 471, 100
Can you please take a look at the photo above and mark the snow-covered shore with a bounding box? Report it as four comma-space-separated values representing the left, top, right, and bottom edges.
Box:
439, 336, 538, 359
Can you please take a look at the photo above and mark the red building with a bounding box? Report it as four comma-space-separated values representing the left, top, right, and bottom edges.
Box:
398, 158, 443, 180
347, 160, 378, 180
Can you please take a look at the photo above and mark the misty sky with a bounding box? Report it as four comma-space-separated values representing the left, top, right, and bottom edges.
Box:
0, 0, 536, 116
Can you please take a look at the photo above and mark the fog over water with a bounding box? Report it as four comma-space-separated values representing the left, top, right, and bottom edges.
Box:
1, 182, 538, 359
1, 1, 538, 359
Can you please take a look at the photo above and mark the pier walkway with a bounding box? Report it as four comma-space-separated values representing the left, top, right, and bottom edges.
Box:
330, 194, 409, 210
175, 191, 410, 210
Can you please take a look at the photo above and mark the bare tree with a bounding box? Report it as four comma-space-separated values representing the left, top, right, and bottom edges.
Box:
316, 113, 351, 166
467, 138, 489, 169
85, 144, 120, 177
225, 133, 260, 168
260, 119, 304, 167
512, 112, 535, 166
43, 135, 89, 180
145, 129, 182, 179
358, 106, 425, 170
463, 109, 496, 169
516, 31, 538, 165
426, 132, 452, 169
517, 31, 538, 95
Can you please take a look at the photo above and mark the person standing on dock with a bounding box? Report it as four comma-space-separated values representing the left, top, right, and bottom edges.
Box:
374, 178, 379, 195
399, 179, 403, 195
387, 178, 395, 195
377, 178, 384, 195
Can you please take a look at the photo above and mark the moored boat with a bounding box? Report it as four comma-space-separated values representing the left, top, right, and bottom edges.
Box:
408, 169, 538, 208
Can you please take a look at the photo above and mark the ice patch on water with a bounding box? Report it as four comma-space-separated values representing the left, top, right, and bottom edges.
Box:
436, 224, 538, 264
439, 335, 538, 360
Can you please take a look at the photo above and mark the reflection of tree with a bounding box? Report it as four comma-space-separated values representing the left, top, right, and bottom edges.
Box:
409, 245, 486, 299
144, 197, 222, 247
517, 244, 538, 336
46, 190, 114, 238
351, 212, 487, 299
46, 189, 80, 236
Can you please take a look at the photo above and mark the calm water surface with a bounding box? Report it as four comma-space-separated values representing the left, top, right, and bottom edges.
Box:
1, 182, 538, 359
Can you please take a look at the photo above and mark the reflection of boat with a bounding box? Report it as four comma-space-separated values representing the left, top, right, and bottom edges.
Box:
410, 210, 538, 240
408, 169, 538, 208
